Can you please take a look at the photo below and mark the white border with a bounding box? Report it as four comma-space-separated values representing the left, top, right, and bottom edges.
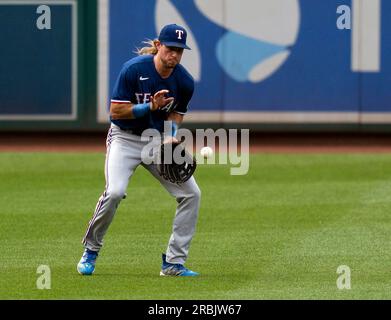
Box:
185, 112, 391, 124
97, 0, 110, 123
0, 0, 77, 121
352, 0, 381, 72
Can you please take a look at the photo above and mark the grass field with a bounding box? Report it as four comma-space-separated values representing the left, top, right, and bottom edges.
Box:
1, 152, 391, 299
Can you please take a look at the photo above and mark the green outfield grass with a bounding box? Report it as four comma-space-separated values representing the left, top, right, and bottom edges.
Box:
1, 152, 391, 299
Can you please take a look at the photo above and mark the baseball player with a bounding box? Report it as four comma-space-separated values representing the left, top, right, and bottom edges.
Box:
77, 24, 201, 276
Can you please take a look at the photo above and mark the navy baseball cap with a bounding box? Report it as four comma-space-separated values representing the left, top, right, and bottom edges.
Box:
158, 24, 191, 50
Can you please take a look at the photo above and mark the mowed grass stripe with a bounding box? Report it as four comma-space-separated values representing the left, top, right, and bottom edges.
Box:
0, 153, 390, 299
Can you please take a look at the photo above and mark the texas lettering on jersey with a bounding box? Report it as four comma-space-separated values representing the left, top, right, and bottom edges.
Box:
135, 93, 151, 104
135, 93, 178, 114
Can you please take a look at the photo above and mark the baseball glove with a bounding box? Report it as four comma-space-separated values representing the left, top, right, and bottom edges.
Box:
157, 141, 197, 184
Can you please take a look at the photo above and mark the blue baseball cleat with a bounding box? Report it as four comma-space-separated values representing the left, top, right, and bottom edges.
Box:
77, 249, 98, 275
160, 253, 199, 276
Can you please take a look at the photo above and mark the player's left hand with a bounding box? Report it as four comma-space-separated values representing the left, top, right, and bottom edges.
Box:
163, 136, 179, 144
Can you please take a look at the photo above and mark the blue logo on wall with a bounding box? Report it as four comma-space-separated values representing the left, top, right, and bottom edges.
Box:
155, 0, 301, 83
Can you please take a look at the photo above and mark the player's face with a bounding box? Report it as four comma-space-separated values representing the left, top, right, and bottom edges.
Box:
158, 44, 184, 69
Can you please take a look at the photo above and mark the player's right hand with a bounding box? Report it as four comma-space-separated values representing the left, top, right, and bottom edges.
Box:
150, 90, 174, 111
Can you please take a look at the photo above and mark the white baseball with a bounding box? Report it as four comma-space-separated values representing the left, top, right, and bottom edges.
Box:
200, 146, 213, 159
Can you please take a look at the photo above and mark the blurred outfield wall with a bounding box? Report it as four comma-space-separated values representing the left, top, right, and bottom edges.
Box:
0, 0, 390, 131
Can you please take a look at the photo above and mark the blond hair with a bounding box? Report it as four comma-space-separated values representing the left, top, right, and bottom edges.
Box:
136, 39, 159, 56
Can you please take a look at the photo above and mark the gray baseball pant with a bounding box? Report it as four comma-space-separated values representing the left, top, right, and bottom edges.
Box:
82, 124, 201, 265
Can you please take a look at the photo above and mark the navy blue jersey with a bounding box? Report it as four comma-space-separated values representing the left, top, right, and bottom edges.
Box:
110, 55, 194, 132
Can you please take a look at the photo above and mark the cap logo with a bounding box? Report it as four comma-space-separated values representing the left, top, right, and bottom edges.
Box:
176, 30, 184, 40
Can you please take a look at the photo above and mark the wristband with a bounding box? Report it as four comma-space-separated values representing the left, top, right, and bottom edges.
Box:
132, 103, 150, 118
171, 122, 178, 137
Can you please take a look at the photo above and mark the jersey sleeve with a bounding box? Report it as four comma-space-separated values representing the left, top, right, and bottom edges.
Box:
111, 64, 137, 103
174, 78, 194, 115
